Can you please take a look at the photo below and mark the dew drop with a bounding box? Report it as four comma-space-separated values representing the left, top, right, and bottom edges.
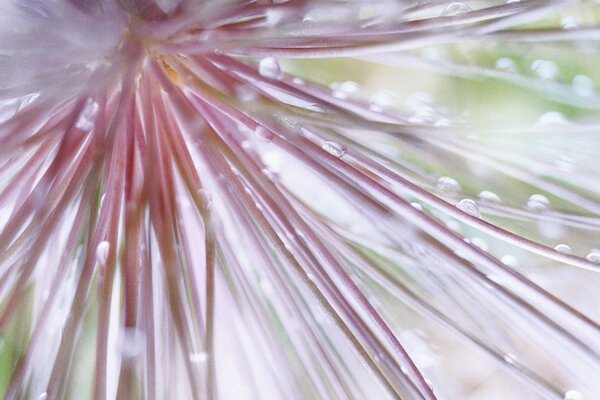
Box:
258, 57, 281, 79
531, 59, 559, 80
434, 118, 451, 127
189, 352, 208, 363
411, 202, 423, 211
76, 98, 99, 132
560, 16, 579, 29
586, 250, 600, 264
322, 141, 345, 157
96, 241, 110, 265
501, 255, 518, 267
39, 393, 48, 400
408, 106, 437, 124
436, 176, 461, 195
369, 90, 396, 111
478, 190, 502, 203
441, 2, 471, 16
495, 57, 517, 72
456, 198, 480, 218
526, 194, 551, 211
564, 389, 583, 400
503, 353, 517, 364
572, 74, 595, 97
536, 111, 568, 126
330, 81, 360, 100
554, 244, 572, 254
254, 126, 274, 142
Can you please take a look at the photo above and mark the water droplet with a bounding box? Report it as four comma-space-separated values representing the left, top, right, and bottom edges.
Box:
554, 244, 572, 254
536, 111, 568, 126
39, 393, 48, 400
560, 16, 579, 29
76, 98, 99, 132
408, 106, 437, 124
441, 2, 471, 16
572, 74, 595, 97
189, 352, 208, 363
330, 81, 360, 100
531, 59, 559, 80
322, 141, 345, 157
586, 250, 600, 263
430, 117, 449, 127
478, 190, 502, 203
501, 255, 518, 267
96, 241, 110, 265
369, 90, 396, 111
456, 199, 480, 218
564, 389, 583, 400
503, 353, 517, 364
292, 77, 305, 85
254, 126, 274, 142
258, 57, 281, 79
437, 176, 461, 196
526, 194, 551, 211
495, 57, 517, 72
411, 202, 423, 211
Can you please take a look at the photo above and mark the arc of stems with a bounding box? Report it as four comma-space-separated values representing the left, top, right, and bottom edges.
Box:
291, 123, 600, 232
205, 54, 600, 272
152, 59, 432, 399
327, 134, 600, 267
190, 106, 437, 399
155, 61, 410, 399
200, 129, 414, 400
290, 134, 600, 349
168, 59, 600, 369
208, 170, 358, 399
159, 75, 376, 396
255, 123, 600, 392
161, 0, 567, 58
192, 105, 377, 399
286, 194, 566, 399
414, 135, 600, 213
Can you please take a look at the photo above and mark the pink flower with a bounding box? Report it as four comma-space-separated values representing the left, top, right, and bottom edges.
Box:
1, 1, 599, 399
